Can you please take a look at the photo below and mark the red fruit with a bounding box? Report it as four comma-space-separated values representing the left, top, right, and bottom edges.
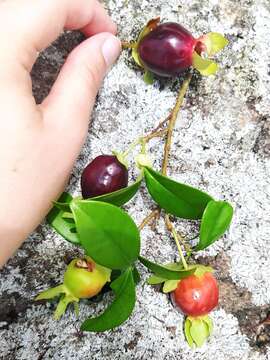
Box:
81, 155, 128, 199
138, 22, 203, 77
172, 272, 218, 317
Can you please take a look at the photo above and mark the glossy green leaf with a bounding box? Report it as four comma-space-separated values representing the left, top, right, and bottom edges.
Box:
47, 192, 80, 245
138, 256, 195, 280
203, 32, 229, 56
81, 268, 136, 332
162, 280, 179, 293
133, 267, 141, 285
70, 200, 140, 269
53, 201, 71, 212
89, 178, 142, 207
197, 200, 233, 250
144, 167, 213, 220
192, 52, 218, 76
184, 318, 195, 348
189, 318, 210, 347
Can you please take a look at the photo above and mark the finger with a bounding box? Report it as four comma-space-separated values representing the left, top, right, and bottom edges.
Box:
42, 33, 121, 132
0, 0, 116, 71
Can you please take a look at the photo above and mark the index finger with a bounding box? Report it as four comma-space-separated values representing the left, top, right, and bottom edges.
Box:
0, 0, 117, 71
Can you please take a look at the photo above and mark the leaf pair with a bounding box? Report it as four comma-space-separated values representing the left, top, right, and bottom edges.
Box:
47, 178, 142, 245
143, 167, 233, 250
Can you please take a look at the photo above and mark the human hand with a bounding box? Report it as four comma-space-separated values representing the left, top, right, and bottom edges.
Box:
0, 0, 121, 267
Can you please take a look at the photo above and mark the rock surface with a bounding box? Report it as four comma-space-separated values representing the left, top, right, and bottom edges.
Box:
1, 0, 270, 359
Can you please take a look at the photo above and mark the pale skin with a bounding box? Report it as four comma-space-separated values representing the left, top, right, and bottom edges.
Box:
0, 0, 121, 267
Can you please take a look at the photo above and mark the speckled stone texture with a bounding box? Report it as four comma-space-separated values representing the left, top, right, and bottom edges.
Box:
1, 0, 270, 359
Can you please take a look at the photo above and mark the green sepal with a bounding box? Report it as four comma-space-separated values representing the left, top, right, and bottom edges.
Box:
201, 32, 229, 56
184, 315, 214, 348
35, 284, 65, 300
184, 318, 195, 348
190, 264, 214, 277
112, 151, 129, 170
147, 275, 166, 285
131, 17, 160, 69
192, 52, 218, 76
202, 314, 214, 335
35, 284, 79, 320
143, 70, 155, 85
54, 294, 79, 320
162, 280, 179, 293
189, 317, 209, 347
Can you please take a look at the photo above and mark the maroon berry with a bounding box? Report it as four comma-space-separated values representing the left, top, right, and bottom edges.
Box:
138, 22, 203, 77
81, 155, 128, 199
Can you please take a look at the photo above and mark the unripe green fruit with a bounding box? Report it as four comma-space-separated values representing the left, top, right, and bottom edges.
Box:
64, 257, 111, 299
35, 257, 111, 319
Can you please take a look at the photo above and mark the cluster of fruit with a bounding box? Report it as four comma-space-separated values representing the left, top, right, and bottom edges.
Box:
36, 19, 231, 348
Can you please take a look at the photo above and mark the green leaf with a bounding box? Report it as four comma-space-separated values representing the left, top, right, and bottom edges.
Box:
53, 201, 71, 212
184, 318, 195, 348
192, 52, 218, 76
147, 275, 166, 285
138, 256, 195, 280
203, 32, 229, 56
81, 268, 136, 332
189, 318, 209, 347
162, 280, 179, 293
47, 192, 80, 245
197, 200, 233, 250
133, 267, 141, 285
89, 178, 142, 207
70, 200, 140, 269
143, 71, 154, 85
144, 167, 213, 220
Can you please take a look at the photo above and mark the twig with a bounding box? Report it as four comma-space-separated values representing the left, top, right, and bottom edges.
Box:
143, 128, 168, 142
148, 115, 171, 135
139, 209, 160, 231
165, 215, 188, 269
165, 215, 192, 257
121, 41, 136, 49
162, 73, 192, 175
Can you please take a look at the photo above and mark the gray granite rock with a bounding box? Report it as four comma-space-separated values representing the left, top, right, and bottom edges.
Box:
1, 0, 270, 359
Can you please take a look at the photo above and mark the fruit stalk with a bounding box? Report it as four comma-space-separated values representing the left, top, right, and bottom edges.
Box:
162, 73, 192, 175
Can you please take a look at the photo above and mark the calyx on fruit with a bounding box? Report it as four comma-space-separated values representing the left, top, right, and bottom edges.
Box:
35, 257, 111, 319
132, 18, 228, 79
170, 265, 218, 347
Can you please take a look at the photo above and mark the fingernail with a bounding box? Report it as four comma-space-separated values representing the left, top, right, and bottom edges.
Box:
102, 35, 121, 67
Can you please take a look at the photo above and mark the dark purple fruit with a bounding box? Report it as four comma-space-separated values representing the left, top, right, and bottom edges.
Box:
138, 22, 201, 77
81, 155, 128, 199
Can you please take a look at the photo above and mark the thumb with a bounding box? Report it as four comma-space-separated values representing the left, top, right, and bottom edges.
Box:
41, 32, 121, 128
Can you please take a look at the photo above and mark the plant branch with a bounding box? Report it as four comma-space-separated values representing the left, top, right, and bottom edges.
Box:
139, 209, 160, 231
165, 215, 188, 270
162, 73, 192, 175
121, 41, 136, 49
